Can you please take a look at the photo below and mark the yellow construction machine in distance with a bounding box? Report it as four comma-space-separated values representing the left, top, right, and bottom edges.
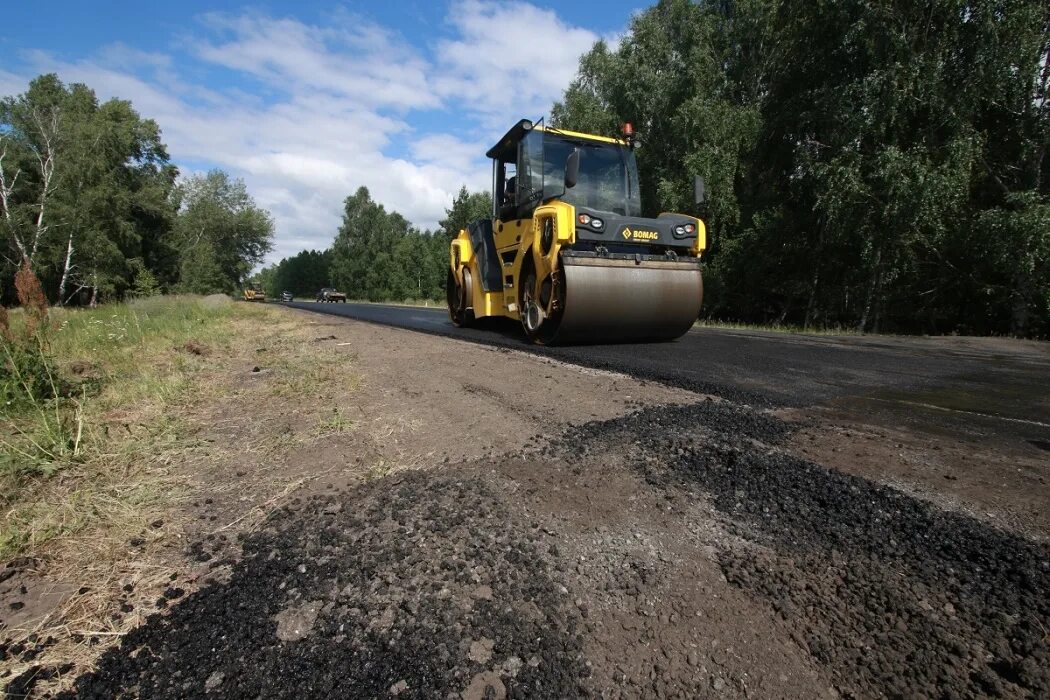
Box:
243, 284, 266, 302
447, 119, 708, 344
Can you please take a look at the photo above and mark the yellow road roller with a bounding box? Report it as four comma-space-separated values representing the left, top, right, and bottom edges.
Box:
447, 119, 708, 344
243, 284, 266, 302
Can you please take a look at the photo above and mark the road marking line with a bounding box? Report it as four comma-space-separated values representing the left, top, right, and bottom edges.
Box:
867, 397, 1050, 429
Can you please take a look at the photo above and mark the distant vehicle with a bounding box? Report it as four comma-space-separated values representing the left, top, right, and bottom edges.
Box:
316, 287, 347, 303
243, 285, 266, 302
280, 291, 294, 302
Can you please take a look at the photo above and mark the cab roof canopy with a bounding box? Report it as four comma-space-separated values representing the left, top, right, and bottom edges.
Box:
486, 118, 629, 161
486, 119, 534, 160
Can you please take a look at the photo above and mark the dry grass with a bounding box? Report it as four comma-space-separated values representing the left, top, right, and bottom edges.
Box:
2, 296, 247, 557
0, 297, 363, 696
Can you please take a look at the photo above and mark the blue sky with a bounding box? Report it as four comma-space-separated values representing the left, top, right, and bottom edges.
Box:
1, 1, 642, 262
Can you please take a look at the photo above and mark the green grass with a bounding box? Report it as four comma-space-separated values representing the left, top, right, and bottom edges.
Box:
0, 294, 272, 558
50, 295, 244, 399
313, 407, 354, 436
2, 296, 251, 473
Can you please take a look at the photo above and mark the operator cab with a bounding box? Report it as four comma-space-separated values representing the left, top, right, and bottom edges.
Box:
487, 119, 641, 224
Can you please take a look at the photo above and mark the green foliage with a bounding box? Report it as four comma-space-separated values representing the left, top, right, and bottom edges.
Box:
1, 74, 274, 307
975, 192, 1050, 335
0, 342, 81, 476
128, 259, 161, 298
258, 249, 332, 298
1, 307, 57, 415
0, 74, 180, 305
2, 265, 54, 406
0, 266, 82, 475
327, 186, 464, 302
173, 170, 274, 294
439, 186, 492, 240
553, 0, 1050, 336
1, 330, 56, 410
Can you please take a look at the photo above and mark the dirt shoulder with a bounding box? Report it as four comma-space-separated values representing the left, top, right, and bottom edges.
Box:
783, 404, 1050, 541
1, 307, 695, 696
5, 308, 1048, 698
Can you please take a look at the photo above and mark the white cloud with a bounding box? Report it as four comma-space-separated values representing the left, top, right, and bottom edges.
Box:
433, 0, 599, 127
410, 133, 488, 172
192, 12, 441, 112
3, 1, 599, 264
0, 69, 27, 99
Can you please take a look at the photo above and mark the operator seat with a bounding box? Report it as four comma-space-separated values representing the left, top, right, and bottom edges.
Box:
499, 176, 517, 221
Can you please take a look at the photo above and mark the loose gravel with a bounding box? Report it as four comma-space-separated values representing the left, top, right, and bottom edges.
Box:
46, 397, 1050, 699
558, 399, 1050, 698
62, 475, 587, 699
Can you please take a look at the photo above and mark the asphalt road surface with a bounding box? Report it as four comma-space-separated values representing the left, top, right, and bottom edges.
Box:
285, 301, 1050, 446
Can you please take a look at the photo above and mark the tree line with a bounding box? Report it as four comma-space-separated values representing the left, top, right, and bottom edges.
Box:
1, 74, 274, 305
552, 0, 1050, 336
256, 186, 490, 301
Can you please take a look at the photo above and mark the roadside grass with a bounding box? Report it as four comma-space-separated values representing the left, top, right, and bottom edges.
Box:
696, 319, 861, 336
1, 295, 364, 695
0, 295, 255, 558
331, 298, 443, 309
2, 295, 367, 557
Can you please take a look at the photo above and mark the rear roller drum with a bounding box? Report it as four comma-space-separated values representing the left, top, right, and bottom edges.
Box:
447, 268, 474, 327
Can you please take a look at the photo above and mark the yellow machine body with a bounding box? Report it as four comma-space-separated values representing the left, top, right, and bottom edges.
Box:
448, 120, 708, 345
243, 286, 266, 302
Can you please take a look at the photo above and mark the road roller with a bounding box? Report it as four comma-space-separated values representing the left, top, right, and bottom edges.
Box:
447, 119, 708, 344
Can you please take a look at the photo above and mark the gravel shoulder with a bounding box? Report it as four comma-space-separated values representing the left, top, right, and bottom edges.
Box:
6, 310, 1048, 698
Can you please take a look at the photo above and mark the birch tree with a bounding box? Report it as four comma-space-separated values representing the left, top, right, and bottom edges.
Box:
1, 74, 179, 304
0, 76, 63, 269
173, 170, 274, 293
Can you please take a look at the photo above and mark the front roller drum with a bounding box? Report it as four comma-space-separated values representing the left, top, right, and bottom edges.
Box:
530, 257, 703, 345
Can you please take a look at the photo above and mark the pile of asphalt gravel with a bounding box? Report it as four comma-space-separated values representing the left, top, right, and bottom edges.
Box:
556, 400, 1050, 698
549, 397, 795, 472
63, 474, 587, 699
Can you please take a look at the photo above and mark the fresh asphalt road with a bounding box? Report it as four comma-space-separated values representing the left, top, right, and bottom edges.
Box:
284, 301, 1050, 445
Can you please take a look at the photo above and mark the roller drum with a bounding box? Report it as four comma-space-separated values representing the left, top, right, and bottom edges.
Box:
548, 257, 703, 344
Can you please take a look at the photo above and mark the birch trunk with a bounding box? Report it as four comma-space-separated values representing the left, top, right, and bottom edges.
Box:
0, 141, 30, 263
89, 272, 99, 308
57, 231, 74, 306
857, 246, 883, 333
27, 108, 59, 265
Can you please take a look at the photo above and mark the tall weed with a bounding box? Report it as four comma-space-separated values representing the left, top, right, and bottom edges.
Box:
0, 264, 83, 475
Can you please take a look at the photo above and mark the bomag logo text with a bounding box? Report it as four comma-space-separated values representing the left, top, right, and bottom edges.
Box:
622, 227, 660, 241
